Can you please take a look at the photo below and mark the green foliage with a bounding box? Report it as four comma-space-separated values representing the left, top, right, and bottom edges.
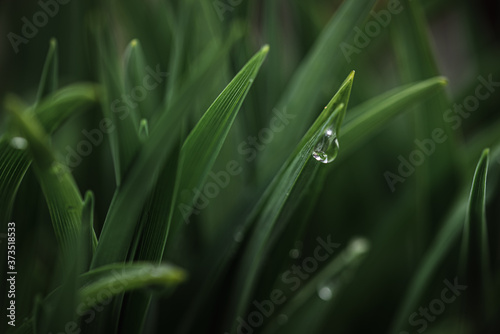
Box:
1, 1, 499, 334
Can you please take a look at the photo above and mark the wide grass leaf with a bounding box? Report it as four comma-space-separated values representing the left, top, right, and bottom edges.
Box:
168, 45, 269, 231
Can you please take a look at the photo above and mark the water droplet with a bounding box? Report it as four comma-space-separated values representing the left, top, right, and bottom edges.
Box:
348, 237, 370, 256
249, 78, 254, 83
10, 137, 28, 150
277, 314, 288, 325
317, 286, 333, 301
312, 128, 339, 164
289, 249, 300, 259
317, 281, 337, 301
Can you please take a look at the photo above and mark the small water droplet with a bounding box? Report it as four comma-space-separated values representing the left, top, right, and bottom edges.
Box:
277, 314, 288, 325
249, 78, 254, 83
10, 137, 28, 150
317, 281, 337, 301
312, 128, 339, 164
317, 286, 333, 301
289, 248, 300, 259
348, 237, 370, 256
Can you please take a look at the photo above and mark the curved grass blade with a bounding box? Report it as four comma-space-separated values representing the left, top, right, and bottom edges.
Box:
91, 45, 269, 269
79, 263, 186, 308
11, 263, 186, 334
0, 83, 97, 225
33, 83, 99, 134
460, 149, 490, 276
5, 96, 82, 251
459, 149, 490, 324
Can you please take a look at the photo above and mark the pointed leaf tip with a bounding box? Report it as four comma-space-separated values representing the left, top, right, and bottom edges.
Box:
438, 76, 448, 85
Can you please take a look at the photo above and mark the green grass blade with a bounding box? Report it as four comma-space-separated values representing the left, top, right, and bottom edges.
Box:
33, 83, 99, 134
79, 263, 187, 309
5, 96, 83, 251
341, 77, 448, 154
82, 191, 97, 261
35, 38, 58, 105
224, 72, 353, 333
168, 44, 269, 231
260, 0, 377, 179
118, 147, 180, 334
459, 149, 490, 323
460, 149, 490, 276
138, 119, 149, 141
0, 83, 96, 225
123, 39, 157, 120
11, 263, 186, 334
94, 28, 141, 185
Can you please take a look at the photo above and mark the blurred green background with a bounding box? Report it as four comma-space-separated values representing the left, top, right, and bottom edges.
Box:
1, 0, 500, 333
